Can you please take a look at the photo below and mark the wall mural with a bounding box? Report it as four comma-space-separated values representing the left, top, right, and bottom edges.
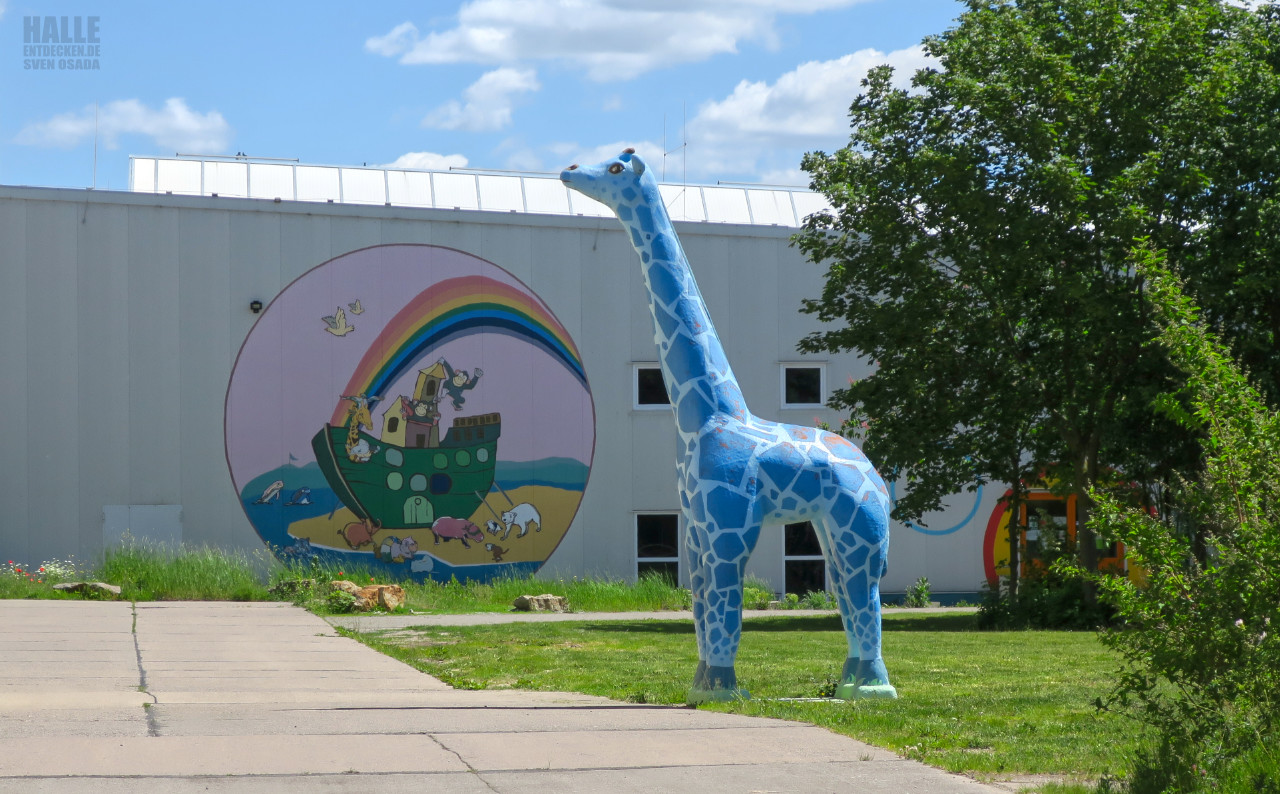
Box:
225, 244, 594, 582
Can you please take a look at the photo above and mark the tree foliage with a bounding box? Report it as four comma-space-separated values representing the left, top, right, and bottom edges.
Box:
795, 0, 1280, 574
1088, 247, 1280, 791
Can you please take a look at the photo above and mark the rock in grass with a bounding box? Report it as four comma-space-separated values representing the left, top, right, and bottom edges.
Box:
360, 584, 405, 611
330, 581, 405, 611
513, 594, 568, 612
52, 581, 122, 598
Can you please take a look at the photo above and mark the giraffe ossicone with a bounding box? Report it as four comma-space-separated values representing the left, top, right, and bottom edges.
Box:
562, 149, 896, 703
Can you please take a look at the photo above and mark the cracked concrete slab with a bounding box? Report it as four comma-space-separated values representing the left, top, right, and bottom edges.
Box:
0, 601, 1005, 792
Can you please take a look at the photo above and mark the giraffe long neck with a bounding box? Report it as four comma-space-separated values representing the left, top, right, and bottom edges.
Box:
622, 181, 748, 436
346, 407, 361, 443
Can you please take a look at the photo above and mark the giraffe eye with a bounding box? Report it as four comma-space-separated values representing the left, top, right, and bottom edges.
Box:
608, 163, 624, 174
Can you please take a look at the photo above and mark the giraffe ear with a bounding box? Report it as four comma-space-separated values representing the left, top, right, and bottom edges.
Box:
630, 153, 646, 176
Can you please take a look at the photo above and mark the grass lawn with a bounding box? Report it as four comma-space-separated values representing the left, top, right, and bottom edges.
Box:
355, 611, 1138, 780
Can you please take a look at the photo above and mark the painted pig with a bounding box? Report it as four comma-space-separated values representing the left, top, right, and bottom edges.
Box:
430, 517, 484, 549
339, 518, 381, 549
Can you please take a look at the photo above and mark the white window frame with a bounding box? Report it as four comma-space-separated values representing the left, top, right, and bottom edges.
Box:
635, 511, 681, 582
632, 363, 671, 411
783, 521, 829, 595
780, 362, 827, 409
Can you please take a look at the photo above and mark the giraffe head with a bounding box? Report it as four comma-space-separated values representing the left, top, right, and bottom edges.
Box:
560, 148, 652, 213
342, 394, 374, 429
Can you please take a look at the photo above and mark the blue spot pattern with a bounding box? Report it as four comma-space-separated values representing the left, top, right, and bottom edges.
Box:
560, 151, 895, 701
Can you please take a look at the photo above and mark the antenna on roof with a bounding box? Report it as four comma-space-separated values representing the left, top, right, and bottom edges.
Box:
662, 105, 690, 218
661, 113, 666, 182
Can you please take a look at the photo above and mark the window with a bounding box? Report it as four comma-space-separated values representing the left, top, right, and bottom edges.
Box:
781, 364, 825, 407
784, 521, 827, 596
636, 513, 680, 583
634, 364, 670, 409
1024, 500, 1068, 562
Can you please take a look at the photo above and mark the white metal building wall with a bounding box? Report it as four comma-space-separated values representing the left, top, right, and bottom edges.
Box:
0, 184, 996, 595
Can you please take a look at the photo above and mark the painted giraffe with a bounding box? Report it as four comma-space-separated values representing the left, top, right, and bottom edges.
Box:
342, 395, 375, 463
562, 149, 896, 703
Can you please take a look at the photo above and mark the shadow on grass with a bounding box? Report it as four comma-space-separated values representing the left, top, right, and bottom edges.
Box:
581, 612, 979, 635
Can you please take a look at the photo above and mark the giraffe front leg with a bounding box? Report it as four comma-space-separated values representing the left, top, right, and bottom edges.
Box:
685, 519, 755, 704
820, 514, 897, 700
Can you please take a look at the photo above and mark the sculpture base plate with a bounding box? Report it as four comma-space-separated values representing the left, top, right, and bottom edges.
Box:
835, 682, 898, 700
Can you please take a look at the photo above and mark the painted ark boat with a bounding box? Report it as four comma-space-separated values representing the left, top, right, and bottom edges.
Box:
311, 364, 501, 529
311, 415, 500, 529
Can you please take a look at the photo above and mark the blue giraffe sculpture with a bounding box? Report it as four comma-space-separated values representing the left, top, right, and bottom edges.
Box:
562, 149, 897, 703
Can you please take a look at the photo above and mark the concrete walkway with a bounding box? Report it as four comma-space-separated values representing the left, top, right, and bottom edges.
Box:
0, 601, 1003, 792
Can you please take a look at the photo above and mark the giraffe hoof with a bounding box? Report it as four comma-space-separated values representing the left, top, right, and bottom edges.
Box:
687, 687, 751, 705
835, 682, 898, 700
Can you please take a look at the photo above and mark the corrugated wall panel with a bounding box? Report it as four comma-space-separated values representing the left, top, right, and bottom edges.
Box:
76, 202, 130, 559
0, 199, 30, 564
127, 206, 182, 506
178, 209, 236, 547
25, 201, 80, 562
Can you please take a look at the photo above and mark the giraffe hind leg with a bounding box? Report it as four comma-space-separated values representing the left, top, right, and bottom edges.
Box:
816, 512, 897, 700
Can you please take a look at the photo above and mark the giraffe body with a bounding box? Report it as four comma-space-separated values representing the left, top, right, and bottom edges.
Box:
342, 395, 375, 463
562, 150, 896, 702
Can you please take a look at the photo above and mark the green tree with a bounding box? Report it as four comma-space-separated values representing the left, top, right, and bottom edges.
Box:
795, 0, 1279, 584
1089, 246, 1280, 791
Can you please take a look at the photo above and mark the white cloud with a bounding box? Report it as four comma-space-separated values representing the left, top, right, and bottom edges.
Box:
15, 98, 231, 152
380, 151, 470, 170
423, 67, 540, 132
365, 21, 418, 56
687, 46, 931, 175
367, 0, 874, 81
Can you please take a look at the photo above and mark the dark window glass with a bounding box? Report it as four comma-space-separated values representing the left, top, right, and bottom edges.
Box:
1025, 500, 1068, 561
636, 367, 670, 405
387, 417, 400, 433
638, 560, 679, 584
636, 514, 679, 557
784, 367, 822, 405
785, 559, 826, 596
784, 522, 822, 556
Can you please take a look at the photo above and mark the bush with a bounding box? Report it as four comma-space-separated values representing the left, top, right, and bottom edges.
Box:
1084, 250, 1280, 789
742, 576, 774, 609
903, 576, 931, 608
977, 566, 1114, 630
800, 589, 834, 609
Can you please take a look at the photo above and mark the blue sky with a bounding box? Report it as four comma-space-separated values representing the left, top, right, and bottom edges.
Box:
1, 1, 964, 192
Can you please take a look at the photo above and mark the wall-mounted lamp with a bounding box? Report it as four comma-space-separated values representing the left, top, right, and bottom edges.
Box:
249, 300, 263, 314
